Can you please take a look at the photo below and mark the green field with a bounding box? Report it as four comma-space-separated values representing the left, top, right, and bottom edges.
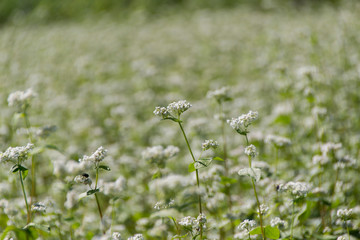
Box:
0, 4, 360, 240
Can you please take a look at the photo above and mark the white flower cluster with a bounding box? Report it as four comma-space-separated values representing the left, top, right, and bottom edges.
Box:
270, 217, 287, 228
335, 155, 357, 169
244, 144, 257, 158
0, 143, 34, 164
312, 154, 329, 165
80, 146, 108, 163
265, 135, 291, 148
227, 111, 258, 135
112, 232, 122, 240
7, 88, 37, 109
206, 87, 231, 103
337, 236, 346, 240
103, 176, 126, 195
179, 214, 206, 233
238, 219, 256, 231
127, 234, 144, 240
74, 173, 92, 186
259, 204, 269, 215
153, 199, 174, 210
277, 181, 310, 199
337, 208, 353, 220
320, 142, 342, 155
202, 140, 219, 151
154, 100, 192, 119
31, 202, 46, 212
142, 145, 179, 167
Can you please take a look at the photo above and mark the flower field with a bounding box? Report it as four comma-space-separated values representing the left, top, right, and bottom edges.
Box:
0, 4, 360, 240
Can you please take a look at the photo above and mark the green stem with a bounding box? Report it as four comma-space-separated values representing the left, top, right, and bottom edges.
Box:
19, 167, 30, 224
171, 217, 181, 240
275, 147, 279, 176
24, 112, 36, 202
178, 121, 203, 240
347, 223, 350, 240
245, 134, 265, 240
94, 165, 105, 234
290, 201, 295, 240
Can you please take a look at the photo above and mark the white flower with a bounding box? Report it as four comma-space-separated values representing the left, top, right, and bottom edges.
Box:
142, 145, 179, 167
7, 88, 37, 109
207, 87, 231, 103
127, 234, 144, 240
74, 173, 92, 185
112, 232, 122, 240
0, 143, 34, 164
154, 100, 192, 119
320, 142, 342, 155
259, 204, 269, 215
270, 217, 287, 228
227, 111, 258, 135
312, 154, 329, 165
197, 213, 207, 225
277, 182, 310, 199
238, 219, 256, 231
337, 236, 346, 240
202, 140, 219, 151
265, 135, 291, 148
244, 144, 257, 158
103, 176, 126, 195
31, 202, 46, 212
80, 146, 108, 163
179, 216, 197, 227
64, 190, 77, 209
337, 208, 353, 220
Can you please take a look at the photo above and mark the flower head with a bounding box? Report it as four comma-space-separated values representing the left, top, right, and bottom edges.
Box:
74, 173, 92, 186
337, 208, 353, 220
31, 202, 46, 212
238, 219, 256, 231
207, 87, 231, 103
154, 100, 192, 120
8, 88, 37, 110
227, 111, 258, 135
0, 143, 34, 164
244, 144, 257, 158
80, 146, 108, 163
277, 181, 310, 199
127, 234, 144, 240
202, 140, 219, 151
265, 135, 291, 148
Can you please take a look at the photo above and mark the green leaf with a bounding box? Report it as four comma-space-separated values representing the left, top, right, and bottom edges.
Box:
86, 189, 100, 195
250, 226, 280, 239
11, 164, 28, 180
188, 162, 195, 172
264, 226, 280, 239
24, 223, 50, 233
171, 234, 188, 239
11, 164, 20, 173
162, 117, 182, 123
152, 171, 161, 179
194, 158, 212, 169
98, 165, 111, 171
22, 169, 28, 180
238, 167, 261, 182
213, 157, 224, 161
298, 200, 316, 224
44, 144, 62, 152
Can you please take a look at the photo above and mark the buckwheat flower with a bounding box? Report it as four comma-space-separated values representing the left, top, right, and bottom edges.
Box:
227, 111, 258, 135
0, 143, 34, 164
64, 190, 77, 209
265, 135, 291, 148
277, 181, 310, 199
259, 204, 269, 215
154, 202, 162, 210
270, 217, 287, 228
320, 142, 342, 155
337, 208, 353, 220
202, 140, 219, 151
238, 219, 256, 231
312, 154, 329, 165
337, 236, 346, 240
112, 232, 122, 240
153, 107, 170, 118
31, 202, 46, 212
7, 88, 37, 109
74, 173, 92, 186
245, 144, 257, 158
167, 100, 192, 117
127, 234, 144, 240
179, 216, 197, 227
207, 87, 231, 103
197, 213, 207, 225
80, 146, 108, 163
142, 145, 179, 168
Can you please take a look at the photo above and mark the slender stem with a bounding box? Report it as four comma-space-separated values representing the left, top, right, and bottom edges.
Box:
94, 165, 105, 234
275, 147, 279, 176
347, 223, 350, 240
290, 201, 295, 240
171, 217, 181, 240
24, 111, 36, 203
19, 167, 31, 224
245, 134, 265, 240
178, 122, 203, 240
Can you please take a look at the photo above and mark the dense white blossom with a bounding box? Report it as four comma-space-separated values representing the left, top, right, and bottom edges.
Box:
154, 100, 192, 119
142, 145, 179, 167
277, 181, 310, 199
80, 146, 108, 163
337, 208, 353, 220
238, 219, 256, 231
207, 87, 231, 103
244, 144, 257, 158
265, 135, 291, 148
7, 88, 37, 109
127, 234, 144, 240
74, 174, 92, 185
202, 140, 219, 151
320, 142, 342, 155
270, 217, 287, 228
112, 232, 122, 240
31, 202, 46, 212
227, 111, 258, 135
0, 143, 34, 164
